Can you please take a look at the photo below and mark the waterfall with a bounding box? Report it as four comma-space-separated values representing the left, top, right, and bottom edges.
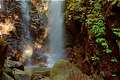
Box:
20, 0, 33, 66
0, 0, 4, 10
46, 0, 65, 68
0, 1, 2, 9
20, 0, 31, 41
20, 0, 65, 67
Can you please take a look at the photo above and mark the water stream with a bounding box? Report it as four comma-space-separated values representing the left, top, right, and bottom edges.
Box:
0, 0, 4, 10
19, 0, 65, 75
20, 0, 33, 66
46, 0, 65, 68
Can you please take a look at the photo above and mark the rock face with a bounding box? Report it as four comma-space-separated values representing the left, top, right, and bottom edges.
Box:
50, 60, 91, 80
28, 60, 91, 80
31, 71, 50, 80
15, 74, 31, 80
12, 60, 103, 80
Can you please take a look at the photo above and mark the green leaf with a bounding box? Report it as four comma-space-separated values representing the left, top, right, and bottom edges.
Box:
113, 31, 120, 37
101, 42, 108, 47
94, 2, 101, 10
111, 57, 118, 63
96, 38, 106, 43
111, 0, 118, 5
106, 48, 112, 53
97, 20, 104, 27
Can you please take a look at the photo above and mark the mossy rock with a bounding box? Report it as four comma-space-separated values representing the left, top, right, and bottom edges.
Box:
40, 77, 50, 80
50, 60, 91, 80
31, 71, 50, 80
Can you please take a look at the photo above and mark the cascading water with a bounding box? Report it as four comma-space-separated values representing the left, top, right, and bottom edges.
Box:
19, 0, 64, 70
20, 0, 33, 66
0, 0, 4, 10
46, 0, 65, 68
0, 2, 1, 9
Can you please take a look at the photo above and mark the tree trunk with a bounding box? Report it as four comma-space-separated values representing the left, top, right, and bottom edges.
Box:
103, 2, 120, 56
